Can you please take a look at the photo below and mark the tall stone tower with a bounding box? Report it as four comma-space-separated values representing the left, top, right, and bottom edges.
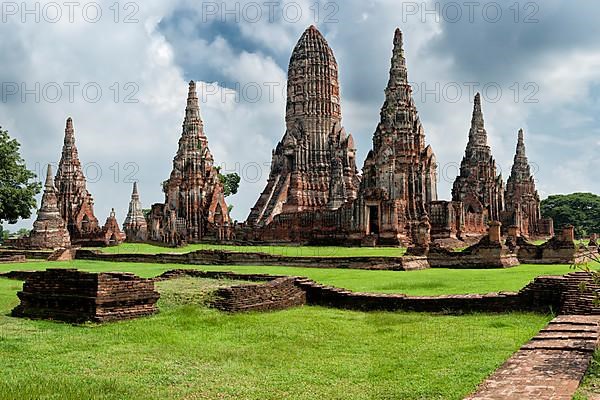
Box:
504, 129, 542, 236
29, 165, 71, 249
247, 25, 359, 226
54, 117, 100, 238
352, 29, 438, 246
151, 81, 231, 244
452, 94, 504, 223
123, 182, 148, 242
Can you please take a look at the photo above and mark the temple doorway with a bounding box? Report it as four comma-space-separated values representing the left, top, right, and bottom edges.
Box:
368, 205, 380, 235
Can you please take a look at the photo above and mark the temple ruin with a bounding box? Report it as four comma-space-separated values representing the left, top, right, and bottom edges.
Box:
502, 129, 553, 237
350, 28, 438, 246
55, 117, 101, 242
123, 182, 148, 242
28, 165, 71, 249
451, 93, 505, 234
149, 81, 232, 244
246, 25, 359, 227
242, 26, 553, 246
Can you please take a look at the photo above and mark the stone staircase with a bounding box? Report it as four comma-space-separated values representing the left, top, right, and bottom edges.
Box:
466, 315, 600, 399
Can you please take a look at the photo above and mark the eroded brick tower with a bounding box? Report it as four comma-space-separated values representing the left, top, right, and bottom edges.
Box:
452, 94, 504, 224
29, 165, 71, 249
247, 25, 359, 226
352, 29, 438, 246
503, 129, 547, 237
54, 117, 100, 239
150, 81, 231, 244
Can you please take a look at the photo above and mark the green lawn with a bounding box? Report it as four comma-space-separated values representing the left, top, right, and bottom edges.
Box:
1, 260, 583, 296
0, 275, 550, 400
575, 351, 600, 399
90, 243, 407, 258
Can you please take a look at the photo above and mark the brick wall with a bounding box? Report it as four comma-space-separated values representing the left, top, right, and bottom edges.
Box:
11, 269, 159, 323
211, 277, 307, 312
76, 249, 423, 271
6, 268, 600, 317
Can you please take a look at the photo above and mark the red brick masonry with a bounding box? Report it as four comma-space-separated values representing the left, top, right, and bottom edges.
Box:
466, 315, 600, 400
11, 269, 159, 323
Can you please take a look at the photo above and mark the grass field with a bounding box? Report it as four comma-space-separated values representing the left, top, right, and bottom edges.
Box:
575, 352, 600, 399
0, 274, 551, 400
90, 243, 408, 258
1, 260, 583, 296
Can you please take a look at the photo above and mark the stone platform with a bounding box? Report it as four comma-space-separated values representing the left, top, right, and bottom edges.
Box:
466, 315, 600, 399
12, 269, 159, 323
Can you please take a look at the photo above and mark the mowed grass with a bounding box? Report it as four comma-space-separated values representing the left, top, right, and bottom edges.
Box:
0, 275, 551, 400
90, 243, 407, 258
575, 351, 600, 399
0, 260, 584, 296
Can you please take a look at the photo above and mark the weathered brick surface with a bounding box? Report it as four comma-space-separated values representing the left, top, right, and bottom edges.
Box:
466, 316, 600, 400
211, 277, 307, 313
154, 269, 306, 313
75, 249, 426, 271
11, 269, 159, 323
0, 255, 26, 263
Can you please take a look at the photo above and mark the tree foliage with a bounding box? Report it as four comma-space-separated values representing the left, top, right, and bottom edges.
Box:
0, 227, 9, 243
218, 172, 241, 198
0, 128, 40, 224
541, 193, 600, 238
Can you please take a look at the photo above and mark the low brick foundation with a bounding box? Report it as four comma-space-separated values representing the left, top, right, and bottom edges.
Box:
75, 249, 425, 271
6, 268, 600, 316
211, 277, 307, 312
11, 269, 160, 323
0, 255, 26, 263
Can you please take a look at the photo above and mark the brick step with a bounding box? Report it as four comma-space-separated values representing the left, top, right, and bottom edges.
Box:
533, 332, 598, 340
522, 339, 597, 352
550, 316, 600, 325
541, 324, 599, 333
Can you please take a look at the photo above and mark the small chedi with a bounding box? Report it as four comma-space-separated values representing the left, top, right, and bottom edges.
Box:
247, 25, 359, 227
149, 81, 232, 245
99, 208, 126, 246
502, 129, 553, 237
123, 182, 148, 242
28, 165, 71, 249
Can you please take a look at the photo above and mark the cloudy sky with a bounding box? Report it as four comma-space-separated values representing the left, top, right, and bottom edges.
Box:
1, 0, 599, 230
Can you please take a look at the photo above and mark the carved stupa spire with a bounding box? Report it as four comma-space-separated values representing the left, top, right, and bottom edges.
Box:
152, 81, 231, 244
375, 28, 428, 156
29, 164, 71, 249
247, 25, 359, 226
510, 129, 531, 179
505, 128, 542, 236
355, 28, 438, 245
468, 93, 487, 147
44, 163, 54, 190
55, 117, 99, 238
452, 94, 504, 221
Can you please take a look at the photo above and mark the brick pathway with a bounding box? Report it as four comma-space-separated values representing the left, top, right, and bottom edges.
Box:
466, 315, 600, 400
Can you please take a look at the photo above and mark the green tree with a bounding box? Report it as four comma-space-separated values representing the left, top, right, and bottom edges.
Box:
0, 227, 9, 243
217, 171, 241, 197
541, 193, 600, 238
0, 128, 40, 225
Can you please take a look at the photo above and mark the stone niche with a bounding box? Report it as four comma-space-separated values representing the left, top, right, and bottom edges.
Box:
12, 269, 159, 323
